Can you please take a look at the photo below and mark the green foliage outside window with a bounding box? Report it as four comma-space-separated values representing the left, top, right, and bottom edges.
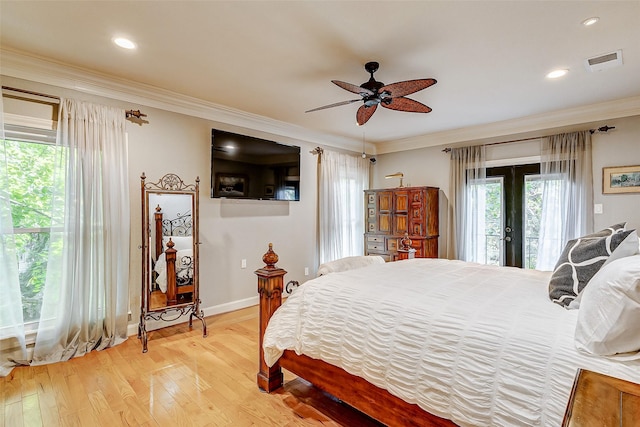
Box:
2, 139, 57, 321
524, 177, 543, 269
480, 176, 544, 269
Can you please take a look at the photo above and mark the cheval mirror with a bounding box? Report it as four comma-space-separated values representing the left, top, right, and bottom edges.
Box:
138, 173, 207, 352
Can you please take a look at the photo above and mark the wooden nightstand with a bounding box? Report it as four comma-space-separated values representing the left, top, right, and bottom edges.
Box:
563, 369, 640, 426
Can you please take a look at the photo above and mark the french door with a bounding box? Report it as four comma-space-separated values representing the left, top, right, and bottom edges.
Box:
485, 164, 541, 268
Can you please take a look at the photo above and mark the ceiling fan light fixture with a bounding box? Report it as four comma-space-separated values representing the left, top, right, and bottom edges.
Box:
546, 69, 569, 79
307, 62, 436, 124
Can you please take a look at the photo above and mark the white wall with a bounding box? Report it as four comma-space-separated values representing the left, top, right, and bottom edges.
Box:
592, 116, 640, 231
124, 104, 320, 314
373, 115, 640, 253
2, 75, 319, 331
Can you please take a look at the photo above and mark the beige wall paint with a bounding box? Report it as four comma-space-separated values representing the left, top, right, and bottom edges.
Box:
127, 111, 320, 317
373, 115, 640, 254
592, 116, 640, 231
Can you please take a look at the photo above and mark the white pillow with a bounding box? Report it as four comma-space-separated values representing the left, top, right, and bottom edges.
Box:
574, 254, 640, 357
317, 255, 385, 276
604, 230, 639, 267
162, 235, 192, 251
567, 231, 639, 310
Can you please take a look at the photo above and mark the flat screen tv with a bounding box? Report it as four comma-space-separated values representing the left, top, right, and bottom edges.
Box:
211, 129, 301, 201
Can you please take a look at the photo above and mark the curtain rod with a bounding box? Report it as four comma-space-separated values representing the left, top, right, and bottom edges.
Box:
441, 125, 616, 153
2, 85, 147, 120
2, 85, 60, 103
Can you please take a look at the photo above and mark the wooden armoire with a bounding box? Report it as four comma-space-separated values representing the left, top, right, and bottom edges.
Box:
364, 186, 439, 261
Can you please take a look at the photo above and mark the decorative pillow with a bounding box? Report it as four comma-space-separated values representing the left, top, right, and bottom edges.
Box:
567, 231, 639, 309
162, 235, 192, 251
548, 228, 635, 307
574, 255, 640, 357
317, 255, 385, 276
583, 222, 626, 238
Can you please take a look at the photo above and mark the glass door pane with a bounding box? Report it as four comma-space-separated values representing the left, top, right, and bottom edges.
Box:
524, 175, 543, 269
486, 163, 540, 267
484, 177, 504, 265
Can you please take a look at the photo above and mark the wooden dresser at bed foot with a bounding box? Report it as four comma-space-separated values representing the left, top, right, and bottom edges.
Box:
365, 186, 439, 261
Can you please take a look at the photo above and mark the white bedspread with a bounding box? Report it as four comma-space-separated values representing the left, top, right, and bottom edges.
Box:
263, 258, 640, 426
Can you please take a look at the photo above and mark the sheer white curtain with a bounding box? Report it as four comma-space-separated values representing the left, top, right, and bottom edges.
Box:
535, 131, 593, 270
31, 99, 130, 364
318, 149, 369, 264
0, 90, 28, 376
447, 145, 487, 261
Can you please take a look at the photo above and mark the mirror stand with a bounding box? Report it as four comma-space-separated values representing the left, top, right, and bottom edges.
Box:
138, 173, 207, 352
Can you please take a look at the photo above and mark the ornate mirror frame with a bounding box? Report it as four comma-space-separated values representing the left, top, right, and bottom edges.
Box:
138, 173, 207, 352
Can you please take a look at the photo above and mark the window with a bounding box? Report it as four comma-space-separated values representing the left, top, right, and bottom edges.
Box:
2, 131, 57, 322
318, 150, 368, 264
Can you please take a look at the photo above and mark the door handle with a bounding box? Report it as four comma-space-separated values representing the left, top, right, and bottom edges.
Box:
503, 226, 512, 242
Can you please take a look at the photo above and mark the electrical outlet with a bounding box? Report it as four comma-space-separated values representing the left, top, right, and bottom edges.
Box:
241, 259, 247, 269
304, 267, 309, 276
594, 204, 603, 214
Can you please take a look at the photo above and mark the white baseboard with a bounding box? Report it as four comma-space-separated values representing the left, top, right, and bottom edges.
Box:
126, 295, 259, 337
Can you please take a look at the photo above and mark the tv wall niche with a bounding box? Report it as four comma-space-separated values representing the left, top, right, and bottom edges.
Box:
211, 129, 301, 201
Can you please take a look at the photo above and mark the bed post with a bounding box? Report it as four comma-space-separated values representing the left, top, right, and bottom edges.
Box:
154, 205, 164, 260
255, 243, 286, 392
165, 239, 178, 306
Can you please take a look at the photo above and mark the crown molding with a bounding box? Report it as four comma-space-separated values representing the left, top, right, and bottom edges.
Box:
4, 48, 638, 156
377, 95, 640, 154
0, 48, 363, 152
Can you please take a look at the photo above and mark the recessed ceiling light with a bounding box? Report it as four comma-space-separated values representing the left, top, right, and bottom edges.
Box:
113, 37, 136, 50
546, 69, 569, 79
582, 17, 600, 26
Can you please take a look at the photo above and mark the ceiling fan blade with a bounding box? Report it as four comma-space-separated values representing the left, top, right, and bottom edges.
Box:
305, 99, 362, 113
382, 97, 432, 113
356, 104, 378, 126
379, 79, 437, 98
332, 80, 374, 96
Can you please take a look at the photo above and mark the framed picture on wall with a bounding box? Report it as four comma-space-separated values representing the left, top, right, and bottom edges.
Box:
603, 165, 640, 194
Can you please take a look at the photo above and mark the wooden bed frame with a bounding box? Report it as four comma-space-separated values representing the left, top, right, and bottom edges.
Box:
256, 244, 456, 427
153, 205, 194, 306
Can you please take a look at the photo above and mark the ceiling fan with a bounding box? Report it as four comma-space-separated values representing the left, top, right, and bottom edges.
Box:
306, 61, 437, 126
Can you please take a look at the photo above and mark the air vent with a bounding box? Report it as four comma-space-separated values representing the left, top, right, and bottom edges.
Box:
584, 50, 623, 72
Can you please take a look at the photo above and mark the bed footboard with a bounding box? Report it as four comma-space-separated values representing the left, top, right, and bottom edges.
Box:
255, 244, 456, 426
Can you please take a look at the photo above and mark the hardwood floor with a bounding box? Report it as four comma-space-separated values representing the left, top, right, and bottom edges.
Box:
1, 306, 382, 427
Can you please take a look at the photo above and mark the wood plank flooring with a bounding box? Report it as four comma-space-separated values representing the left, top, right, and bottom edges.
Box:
1, 306, 382, 427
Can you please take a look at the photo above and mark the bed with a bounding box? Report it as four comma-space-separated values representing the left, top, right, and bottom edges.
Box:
256, 239, 640, 426
152, 205, 194, 305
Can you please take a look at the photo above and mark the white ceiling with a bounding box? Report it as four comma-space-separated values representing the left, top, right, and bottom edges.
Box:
2, 1, 639, 152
